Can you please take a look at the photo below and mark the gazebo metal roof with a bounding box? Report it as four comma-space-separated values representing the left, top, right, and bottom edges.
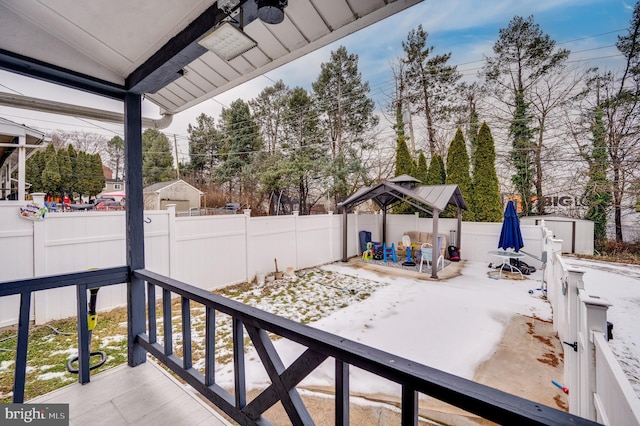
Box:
339, 174, 468, 213
338, 174, 467, 278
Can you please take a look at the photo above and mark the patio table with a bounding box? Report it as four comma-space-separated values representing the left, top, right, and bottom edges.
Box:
488, 250, 525, 279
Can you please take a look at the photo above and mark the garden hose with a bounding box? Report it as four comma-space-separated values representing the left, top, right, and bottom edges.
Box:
66, 287, 107, 373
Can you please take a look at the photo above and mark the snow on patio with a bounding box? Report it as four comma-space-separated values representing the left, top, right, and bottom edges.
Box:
211, 257, 640, 401
215, 260, 553, 397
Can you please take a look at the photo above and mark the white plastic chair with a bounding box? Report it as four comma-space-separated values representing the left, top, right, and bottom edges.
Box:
419, 237, 444, 272
419, 243, 432, 273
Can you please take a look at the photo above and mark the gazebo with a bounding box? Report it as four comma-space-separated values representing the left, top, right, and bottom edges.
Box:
338, 174, 467, 278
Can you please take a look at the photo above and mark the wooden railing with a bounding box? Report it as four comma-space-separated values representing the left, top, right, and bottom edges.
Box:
0, 267, 129, 402
1, 267, 601, 424
134, 268, 598, 425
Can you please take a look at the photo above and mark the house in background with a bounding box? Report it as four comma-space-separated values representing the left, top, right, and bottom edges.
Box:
101, 165, 124, 194
0, 117, 46, 201
143, 179, 203, 212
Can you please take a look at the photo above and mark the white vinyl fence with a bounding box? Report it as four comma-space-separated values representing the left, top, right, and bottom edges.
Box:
0, 207, 544, 327
544, 227, 640, 425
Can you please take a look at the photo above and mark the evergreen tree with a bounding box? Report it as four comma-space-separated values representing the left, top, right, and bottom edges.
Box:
25, 150, 45, 193
472, 123, 503, 222
217, 99, 263, 202
483, 15, 569, 215
249, 80, 289, 155
509, 90, 535, 214
392, 102, 417, 214
446, 128, 475, 221
312, 46, 378, 206
416, 151, 428, 184
41, 144, 60, 197
187, 113, 222, 183
426, 153, 445, 185
394, 136, 414, 178
142, 129, 175, 186
88, 153, 106, 197
583, 106, 612, 251
57, 147, 73, 198
394, 100, 415, 178
74, 151, 91, 198
67, 145, 78, 200
402, 24, 461, 157
106, 136, 124, 181
282, 87, 325, 214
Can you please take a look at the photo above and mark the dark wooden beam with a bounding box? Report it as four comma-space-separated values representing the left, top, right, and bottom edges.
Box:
126, 2, 242, 94
0, 48, 126, 100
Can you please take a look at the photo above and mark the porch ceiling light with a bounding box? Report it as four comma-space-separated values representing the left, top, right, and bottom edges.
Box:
198, 22, 257, 61
257, 0, 288, 24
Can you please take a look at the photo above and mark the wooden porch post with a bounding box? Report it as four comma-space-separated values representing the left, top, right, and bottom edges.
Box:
125, 92, 146, 366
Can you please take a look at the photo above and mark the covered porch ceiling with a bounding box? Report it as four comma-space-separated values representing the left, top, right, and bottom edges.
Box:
0, 0, 423, 113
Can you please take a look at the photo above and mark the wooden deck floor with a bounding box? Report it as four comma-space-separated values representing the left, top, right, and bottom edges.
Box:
29, 360, 231, 426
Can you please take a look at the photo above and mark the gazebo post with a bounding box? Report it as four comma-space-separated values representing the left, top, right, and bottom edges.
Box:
342, 206, 348, 262
382, 206, 387, 245
432, 209, 439, 279
457, 206, 463, 252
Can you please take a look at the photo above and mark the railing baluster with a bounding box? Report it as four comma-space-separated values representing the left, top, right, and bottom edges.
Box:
147, 282, 156, 343
13, 291, 31, 403
232, 317, 246, 408
133, 268, 601, 426
76, 284, 90, 384
401, 386, 418, 426
205, 307, 215, 386
335, 359, 349, 425
181, 296, 192, 370
163, 288, 172, 355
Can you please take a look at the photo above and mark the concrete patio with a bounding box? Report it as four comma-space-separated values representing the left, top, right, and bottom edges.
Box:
29, 360, 231, 426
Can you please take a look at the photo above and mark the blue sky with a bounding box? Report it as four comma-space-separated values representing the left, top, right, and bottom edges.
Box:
0, 0, 635, 161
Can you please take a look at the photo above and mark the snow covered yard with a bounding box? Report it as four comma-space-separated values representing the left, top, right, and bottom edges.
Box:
212, 257, 640, 403
214, 261, 553, 397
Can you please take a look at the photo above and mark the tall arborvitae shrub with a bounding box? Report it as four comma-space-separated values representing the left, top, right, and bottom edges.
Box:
472, 122, 502, 222
416, 151, 428, 183
426, 153, 445, 185
395, 136, 414, 177
446, 128, 475, 221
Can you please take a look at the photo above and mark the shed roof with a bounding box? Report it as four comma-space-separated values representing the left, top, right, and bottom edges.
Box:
144, 179, 204, 195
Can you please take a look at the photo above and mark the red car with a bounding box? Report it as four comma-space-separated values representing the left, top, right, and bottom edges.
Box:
94, 201, 125, 211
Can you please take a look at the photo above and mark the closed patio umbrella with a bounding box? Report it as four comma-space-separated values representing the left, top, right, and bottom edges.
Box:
498, 200, 524, 252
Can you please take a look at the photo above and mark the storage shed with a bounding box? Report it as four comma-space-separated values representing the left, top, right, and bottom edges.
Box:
520, 215, 594, 255
143, 179, 203, 212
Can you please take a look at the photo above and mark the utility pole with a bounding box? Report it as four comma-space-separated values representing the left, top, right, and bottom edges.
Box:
173, 134, 180, 179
